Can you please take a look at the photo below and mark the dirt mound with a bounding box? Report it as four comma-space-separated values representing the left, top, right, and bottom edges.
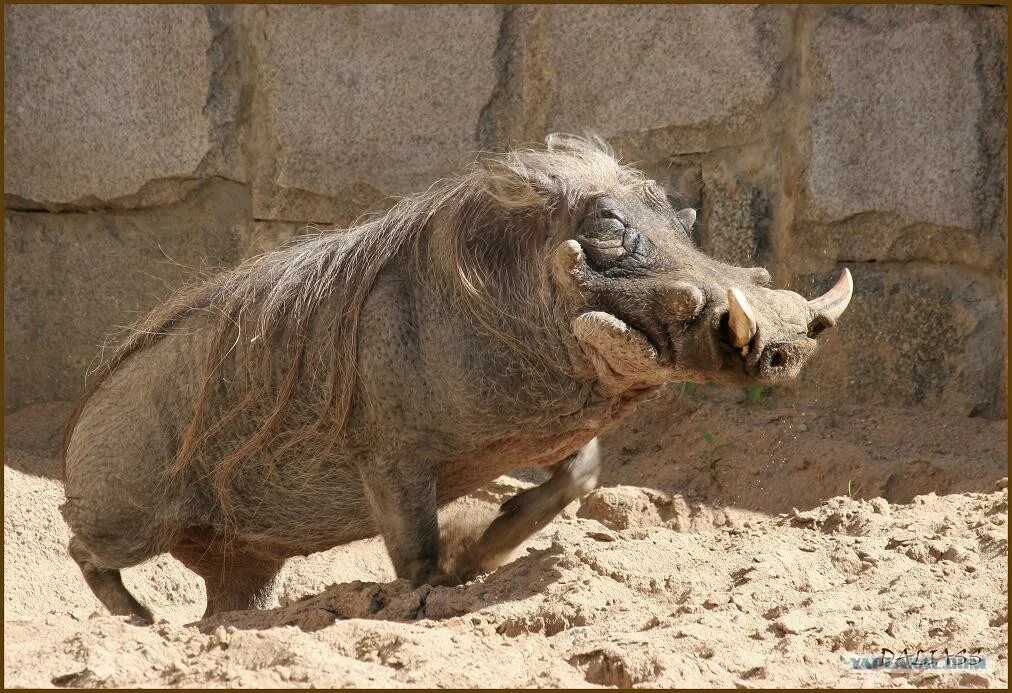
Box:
4, 396, 1008, 688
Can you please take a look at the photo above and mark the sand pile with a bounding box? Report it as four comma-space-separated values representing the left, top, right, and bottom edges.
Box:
3, 393, 1008, 688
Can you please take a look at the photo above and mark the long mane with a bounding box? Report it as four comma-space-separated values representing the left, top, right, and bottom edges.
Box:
61, 136, 650, 515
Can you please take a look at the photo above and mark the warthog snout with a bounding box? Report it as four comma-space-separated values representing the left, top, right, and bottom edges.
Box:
756, 338, 819, 381
711, 268, 854, 383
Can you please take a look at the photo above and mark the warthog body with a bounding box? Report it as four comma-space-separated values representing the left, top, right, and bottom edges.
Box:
62, 135, 852, 620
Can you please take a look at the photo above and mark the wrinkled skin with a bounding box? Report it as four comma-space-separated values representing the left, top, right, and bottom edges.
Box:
62, 135, 851, 621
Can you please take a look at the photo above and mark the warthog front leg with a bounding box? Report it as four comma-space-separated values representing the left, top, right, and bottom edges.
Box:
360, 458, 452, 585
465, 438, 602, 578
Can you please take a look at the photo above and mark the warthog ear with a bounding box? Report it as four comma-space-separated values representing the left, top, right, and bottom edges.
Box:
675, 208, 697, 230
572, 311, 659, 394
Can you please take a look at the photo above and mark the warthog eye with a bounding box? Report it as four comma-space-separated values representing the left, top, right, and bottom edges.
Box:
577, 198, 657, 272
599, 208, 627, 225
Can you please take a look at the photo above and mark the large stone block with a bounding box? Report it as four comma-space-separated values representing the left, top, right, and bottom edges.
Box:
790, 214, 1004, 277
697, 157, 774, 269
796, 6, 1006, 417
544, 5, 790, 137
795, 263, 1005, 418
3, 5, 214, 205
804, 7, 989, 230
3, 182, 248, 412
255, 4, 500, 220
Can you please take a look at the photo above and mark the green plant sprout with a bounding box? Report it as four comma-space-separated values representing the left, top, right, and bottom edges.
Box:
701, 429, 732, 477
744, 384, 764, 404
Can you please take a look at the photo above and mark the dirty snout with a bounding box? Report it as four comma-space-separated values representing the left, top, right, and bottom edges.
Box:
707, 268, 854, 383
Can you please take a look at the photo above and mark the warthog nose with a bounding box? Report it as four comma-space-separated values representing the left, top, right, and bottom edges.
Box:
759, 339, 817, 379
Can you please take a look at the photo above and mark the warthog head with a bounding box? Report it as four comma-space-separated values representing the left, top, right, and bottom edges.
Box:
533, 135, 852, 394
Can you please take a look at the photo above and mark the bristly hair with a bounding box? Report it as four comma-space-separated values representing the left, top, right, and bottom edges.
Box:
61, 134, 653, 517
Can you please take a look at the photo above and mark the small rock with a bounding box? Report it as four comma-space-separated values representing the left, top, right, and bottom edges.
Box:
886, 530, 917, 548
869, 497, 891, 515
702, 593, 730, 609
776, 611, 817, 634
790, 507, 818, 524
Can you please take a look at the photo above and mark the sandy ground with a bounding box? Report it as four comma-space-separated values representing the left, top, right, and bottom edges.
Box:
3, 388, 1008, 688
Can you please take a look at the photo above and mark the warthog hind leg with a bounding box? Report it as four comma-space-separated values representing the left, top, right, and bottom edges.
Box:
69, 535, 154, 623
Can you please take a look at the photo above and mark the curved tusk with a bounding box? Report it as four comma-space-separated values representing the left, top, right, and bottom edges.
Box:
808, 268, 854, 325
727, 287, 757, 348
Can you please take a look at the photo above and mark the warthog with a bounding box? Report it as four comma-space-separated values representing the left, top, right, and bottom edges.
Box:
61, 134, 852, 621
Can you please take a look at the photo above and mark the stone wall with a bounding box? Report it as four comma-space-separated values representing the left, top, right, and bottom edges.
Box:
4, 4, 1007, 418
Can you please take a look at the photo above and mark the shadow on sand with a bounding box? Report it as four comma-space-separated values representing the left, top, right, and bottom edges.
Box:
194, 543, 567, 634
